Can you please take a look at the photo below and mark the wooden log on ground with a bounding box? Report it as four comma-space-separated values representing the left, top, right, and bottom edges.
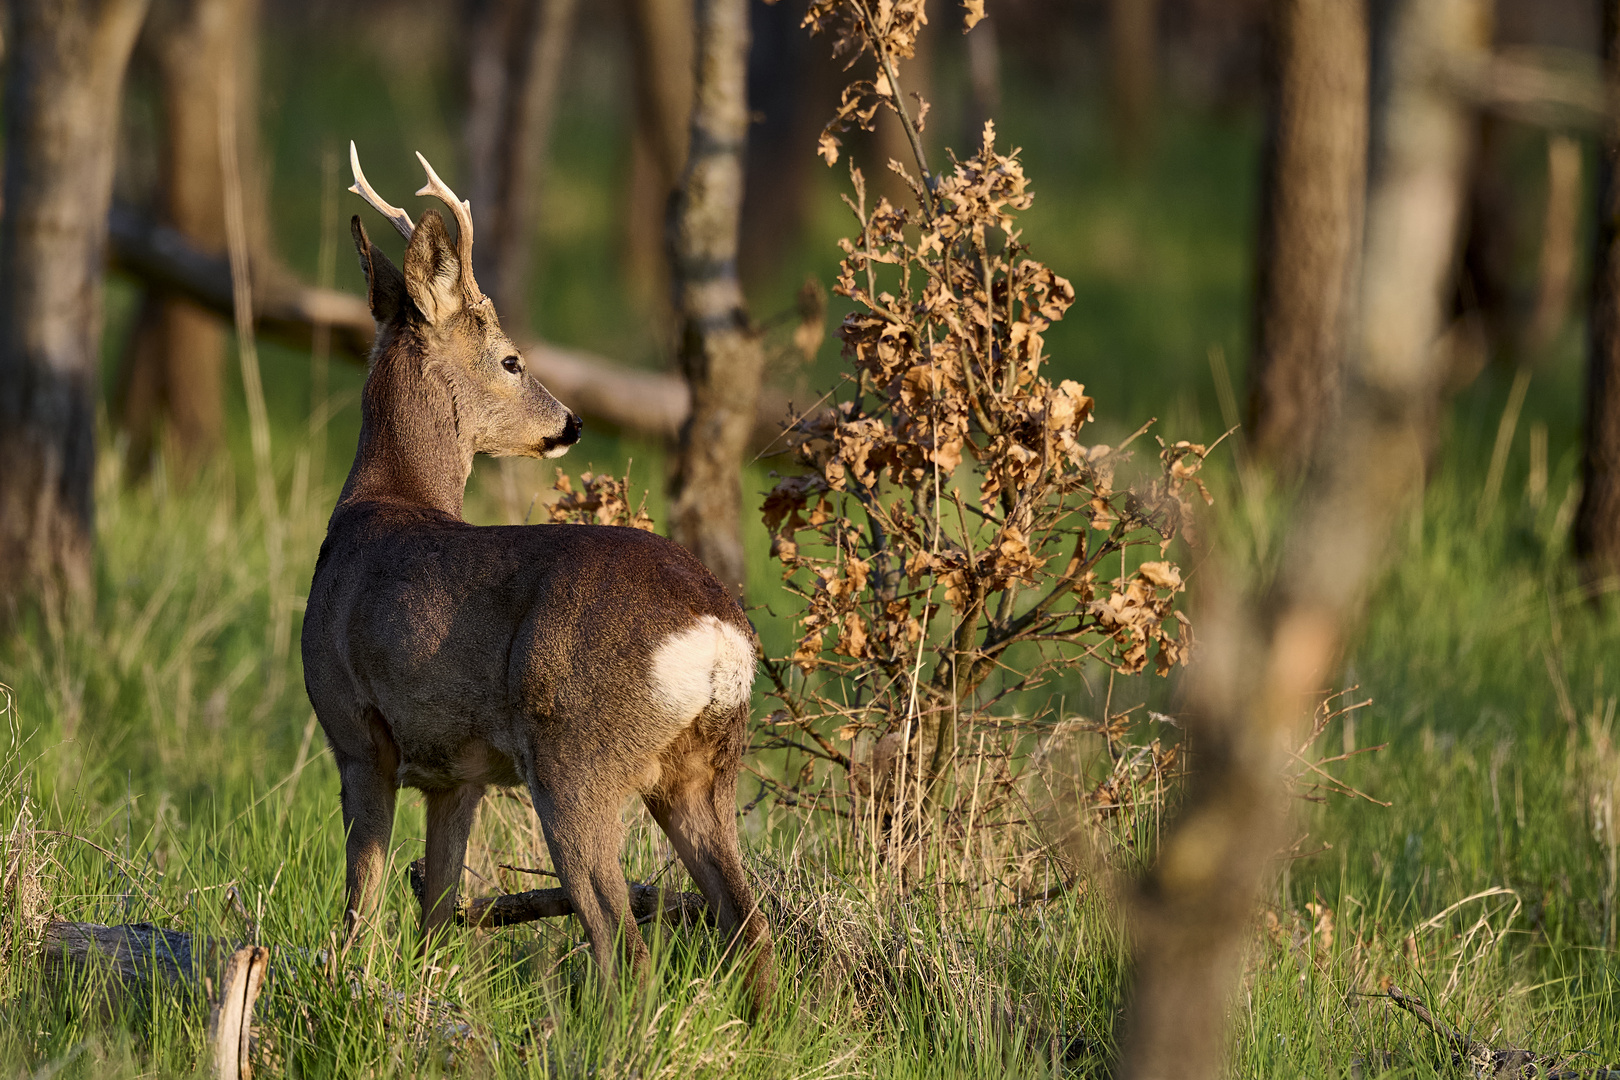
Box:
41, 919, 221, 984
107, 206, 798, 449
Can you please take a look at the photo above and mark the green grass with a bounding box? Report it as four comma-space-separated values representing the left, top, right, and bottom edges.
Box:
4, 18, 1620, 1076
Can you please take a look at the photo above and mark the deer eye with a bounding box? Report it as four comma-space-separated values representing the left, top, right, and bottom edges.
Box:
501, 355, 523, 375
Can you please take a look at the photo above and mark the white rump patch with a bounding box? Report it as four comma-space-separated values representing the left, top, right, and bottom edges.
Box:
648, 615, 756, 724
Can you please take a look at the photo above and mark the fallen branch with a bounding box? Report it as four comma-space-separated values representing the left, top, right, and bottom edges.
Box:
406, 858, 710, 929
1385, 984, 1620, 1079
107, 205, 798, 447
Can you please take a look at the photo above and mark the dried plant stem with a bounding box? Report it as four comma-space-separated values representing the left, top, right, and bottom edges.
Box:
850, 0, 933, 208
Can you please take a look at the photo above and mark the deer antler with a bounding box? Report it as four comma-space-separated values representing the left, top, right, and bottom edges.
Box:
347, 141, 414, 241
413, 151, 484, 304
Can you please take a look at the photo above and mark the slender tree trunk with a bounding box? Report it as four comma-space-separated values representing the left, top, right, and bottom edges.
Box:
1245, 0, 1368, 469
626, 0, 694, 309
1527, 133, 1582, 356
1451, 112, 1518, 376
667, 0, 763, 597
1110, 0, 1158, 166
1118, 1, 1486, 1076
0, 0, 153, 613
1575, 2, 1620, 587
738, 0, 824, 293
116, 0, 263, 479
463, 0, 581, 334
963, 13, 1000, 147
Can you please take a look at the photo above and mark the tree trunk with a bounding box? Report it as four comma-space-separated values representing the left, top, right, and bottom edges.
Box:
1245, 0, 1368, 469
115, 0, 263, 479
0, 0, 153, 614
463, 0, 581, 335
1118, 1, 1486, 1077
1576, 2, 1620, 587
738, 0, 826, 293
1110, 0, 1158, 166
625, 0, 694, 310
667, 0, 764, 597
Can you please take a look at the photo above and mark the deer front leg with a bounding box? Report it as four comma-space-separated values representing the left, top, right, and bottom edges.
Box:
338, 753, 398, 950
420, 782, 484, 952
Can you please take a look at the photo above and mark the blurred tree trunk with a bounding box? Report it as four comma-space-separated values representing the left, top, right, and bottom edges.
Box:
667, 0, 763, 597
1449, 113, 1518, 380
1110, 0, 1158, 166
1118, 0, 1486, 1076
1245, 0, 1368, 468
1575, 2, 1620, 587
1526, 133, 1582, 356
739, 0, 824, 293
626, 0, 693, 311
115, 0, 264, 480
963, 13, 1000, 146
0, 0, 152, 613
463, 0, 581, 335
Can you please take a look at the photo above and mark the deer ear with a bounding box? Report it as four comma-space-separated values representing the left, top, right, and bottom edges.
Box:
402, 209, 464, 325
350, 215, 405, 325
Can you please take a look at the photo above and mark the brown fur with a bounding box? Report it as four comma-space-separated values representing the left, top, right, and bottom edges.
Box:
301, 186, 774, 1015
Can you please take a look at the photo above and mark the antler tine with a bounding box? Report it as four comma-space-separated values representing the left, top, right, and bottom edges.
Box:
348, 141, 414, 241
413, 151, 484, 302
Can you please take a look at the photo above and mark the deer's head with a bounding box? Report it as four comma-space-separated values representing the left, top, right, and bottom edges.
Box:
347, 143, 581, 460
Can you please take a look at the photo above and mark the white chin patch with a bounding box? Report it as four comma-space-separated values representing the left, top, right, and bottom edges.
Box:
648, 615, 756, 724
541, 442, 573, 459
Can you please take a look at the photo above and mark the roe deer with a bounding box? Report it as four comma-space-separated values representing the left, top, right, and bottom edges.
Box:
301, 144, 774, 1014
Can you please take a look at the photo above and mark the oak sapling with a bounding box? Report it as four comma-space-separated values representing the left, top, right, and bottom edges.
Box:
758, 0, 1210, 846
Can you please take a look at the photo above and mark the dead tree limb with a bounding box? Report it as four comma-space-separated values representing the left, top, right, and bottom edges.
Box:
666, 0, 766, 597
405, 859, 709, 929
106, 206, 798, 447
1117, 1, 1487, 1077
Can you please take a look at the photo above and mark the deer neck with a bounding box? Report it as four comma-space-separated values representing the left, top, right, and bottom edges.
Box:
336, 344, 473, 519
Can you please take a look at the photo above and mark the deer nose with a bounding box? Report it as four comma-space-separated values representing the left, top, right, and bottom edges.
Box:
561, 413, 582, 445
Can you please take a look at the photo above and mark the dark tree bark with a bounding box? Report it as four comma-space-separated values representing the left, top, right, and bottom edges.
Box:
463, 0, 581, 334
0, 0, 153, 613
626, 0, 694, 309
667, 0, 764, 597
738, 0, 825, 292
1245, 0, 1368, 468
115, 0, 264, 478
1575, 2, 1620, 586
1110, 0, 1158, 166
1118, 0, 1485, 1076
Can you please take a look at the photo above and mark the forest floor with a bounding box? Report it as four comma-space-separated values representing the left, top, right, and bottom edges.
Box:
2, 40, 1619, 1078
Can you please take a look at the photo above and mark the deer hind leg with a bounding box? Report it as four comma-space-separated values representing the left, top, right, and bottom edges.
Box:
420, 782, 484, 952
644, 718, 776, 1018
337, 750, 398, 950
529, 782, 650, 992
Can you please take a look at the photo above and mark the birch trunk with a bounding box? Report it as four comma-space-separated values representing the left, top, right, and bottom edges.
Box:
667, 0, 763, 597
